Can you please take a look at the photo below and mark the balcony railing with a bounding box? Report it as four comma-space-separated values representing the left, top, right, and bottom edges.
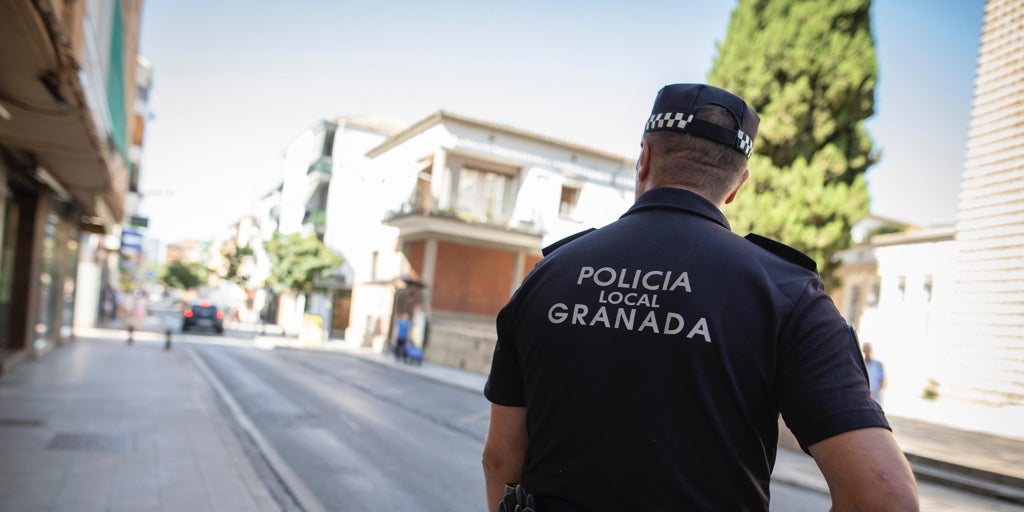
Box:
384, 201, 542, 237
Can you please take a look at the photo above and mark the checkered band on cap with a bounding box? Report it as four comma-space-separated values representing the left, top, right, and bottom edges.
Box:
646, 112, 694, 131
646, 111, 756, 158
737, 130, 753, 159
645, 84, 760, 159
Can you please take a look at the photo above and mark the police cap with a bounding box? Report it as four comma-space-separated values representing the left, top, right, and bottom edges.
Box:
644, 83, 760, 158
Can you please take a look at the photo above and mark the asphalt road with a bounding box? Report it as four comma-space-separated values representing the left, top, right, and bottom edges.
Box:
184, 340, 842, 511
152, 312, 1021, 511
193, 342, 487, 511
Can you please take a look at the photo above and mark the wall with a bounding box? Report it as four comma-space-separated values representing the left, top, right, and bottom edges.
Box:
321, 124, 404, 345
415, 242, 543, 373
425, 311, 499, 374
524, 254, 543, 276
432, 241, 516, 316
278, 129, 317, 234
857, 237, 956, 412
404, 240, 425, 280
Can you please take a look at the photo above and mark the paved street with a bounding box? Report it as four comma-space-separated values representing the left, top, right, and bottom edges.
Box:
0, 317, 1021, 511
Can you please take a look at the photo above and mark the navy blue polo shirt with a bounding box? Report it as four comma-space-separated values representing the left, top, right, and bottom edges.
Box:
485, 187, 888, 512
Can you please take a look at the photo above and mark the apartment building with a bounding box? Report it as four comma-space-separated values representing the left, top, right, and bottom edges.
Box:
275, 112, 635, 372
0, 0, 145, 369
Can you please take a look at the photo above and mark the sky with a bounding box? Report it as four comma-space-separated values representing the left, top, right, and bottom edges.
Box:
136, 0, 986, 243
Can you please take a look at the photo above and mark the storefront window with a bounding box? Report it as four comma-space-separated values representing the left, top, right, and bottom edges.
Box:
34, 211, 59, 351
30, 196, 79, 350
58, 221, 79, 338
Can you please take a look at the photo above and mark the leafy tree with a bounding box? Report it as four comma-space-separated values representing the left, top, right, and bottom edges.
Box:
161, 260, 206, 290
263, 232, 344, 294
708, 0, 877, 285
221, 244, 254, 286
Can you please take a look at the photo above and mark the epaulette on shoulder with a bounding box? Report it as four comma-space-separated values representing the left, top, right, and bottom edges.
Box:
542, 228, 596, 256
744, 233, 817, 273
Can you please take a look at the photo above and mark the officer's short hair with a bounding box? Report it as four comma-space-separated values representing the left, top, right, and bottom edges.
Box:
644, 105, 749, 201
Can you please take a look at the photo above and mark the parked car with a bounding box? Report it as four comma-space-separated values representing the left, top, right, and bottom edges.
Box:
182, 300, 224, 334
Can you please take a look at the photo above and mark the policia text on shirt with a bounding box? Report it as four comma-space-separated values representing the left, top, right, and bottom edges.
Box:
546, 266, 711, 341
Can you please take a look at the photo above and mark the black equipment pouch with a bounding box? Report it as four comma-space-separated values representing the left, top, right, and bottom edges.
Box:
498, 483, 537, 512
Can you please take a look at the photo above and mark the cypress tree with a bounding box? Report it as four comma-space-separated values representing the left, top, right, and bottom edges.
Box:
708, 0, 877, 285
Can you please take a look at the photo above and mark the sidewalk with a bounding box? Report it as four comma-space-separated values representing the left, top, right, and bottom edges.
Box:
0, 334, 281, 512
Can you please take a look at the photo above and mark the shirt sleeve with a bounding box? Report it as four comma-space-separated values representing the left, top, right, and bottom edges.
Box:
484, 301, 525, 406
776, 279, 890, 451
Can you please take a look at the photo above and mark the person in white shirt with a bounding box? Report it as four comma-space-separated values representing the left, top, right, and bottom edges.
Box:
863, 342, 886, 406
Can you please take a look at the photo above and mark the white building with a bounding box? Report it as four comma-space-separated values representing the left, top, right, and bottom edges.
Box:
274, 111, 635, 371
947, 0, 1024, 406
849, 226, 957, 409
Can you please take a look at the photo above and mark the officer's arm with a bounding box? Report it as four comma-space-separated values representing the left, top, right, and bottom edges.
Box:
808, 427, 919, 511
482, 404, 528, 512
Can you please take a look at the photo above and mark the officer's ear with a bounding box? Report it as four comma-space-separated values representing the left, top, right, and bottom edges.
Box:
636, 140, 651, 183
724, 168, 750, 205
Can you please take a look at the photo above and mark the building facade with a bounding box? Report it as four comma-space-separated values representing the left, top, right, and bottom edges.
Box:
275, 117, 404, 339
273, 112, 635, 372
0, 0, 144, 370
847, 226, 958, 406
947, 0, 1024, 405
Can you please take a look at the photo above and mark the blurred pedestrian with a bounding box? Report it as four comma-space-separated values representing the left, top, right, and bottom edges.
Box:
482, 84, 918, 511
114, 287, 127, 325
863, 342, 886, 405
393, 313, 411, 362
132, 290, 147, 330
101, 284, 115, 323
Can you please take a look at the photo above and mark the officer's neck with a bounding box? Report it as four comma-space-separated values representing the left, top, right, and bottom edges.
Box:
635, 183, 724, 210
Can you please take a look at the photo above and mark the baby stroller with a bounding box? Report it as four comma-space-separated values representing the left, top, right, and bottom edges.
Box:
403, 343, 424, 365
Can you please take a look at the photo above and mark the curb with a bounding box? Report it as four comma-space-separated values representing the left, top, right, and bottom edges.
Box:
186, 346, 327, 512
906, 453, 1024, 505
276, 345, 487, 395
780, 415, 1024, 503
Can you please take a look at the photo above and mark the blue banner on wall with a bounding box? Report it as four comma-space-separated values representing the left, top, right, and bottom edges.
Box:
121, 229, 143, 252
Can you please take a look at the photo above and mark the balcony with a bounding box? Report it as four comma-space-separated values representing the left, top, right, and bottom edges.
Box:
0, 1, 132, 227
384, 201, 542, 250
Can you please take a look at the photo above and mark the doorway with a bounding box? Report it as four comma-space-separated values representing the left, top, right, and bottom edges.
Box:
0, 185, 38, 354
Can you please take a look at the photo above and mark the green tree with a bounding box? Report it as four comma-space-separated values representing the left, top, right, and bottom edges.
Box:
708, 0, 877, 285
263, 232, 344, 294
221, 244, 254, 286
161, 260, 206, 290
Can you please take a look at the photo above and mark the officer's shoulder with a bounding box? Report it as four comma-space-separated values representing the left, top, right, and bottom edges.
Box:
542, 228, 596, 256
743, 233, 817, 273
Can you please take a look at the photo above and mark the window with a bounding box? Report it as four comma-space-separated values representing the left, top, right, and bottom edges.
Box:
897, 276, 906, 302
923, 275, 933, 303
559, 185, 580, 218
867, 282, 880, 307
845, 285, 861, 323
454, 167, 515, 223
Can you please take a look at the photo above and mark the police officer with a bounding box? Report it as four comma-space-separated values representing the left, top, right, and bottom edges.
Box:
482, 83, 919, 511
